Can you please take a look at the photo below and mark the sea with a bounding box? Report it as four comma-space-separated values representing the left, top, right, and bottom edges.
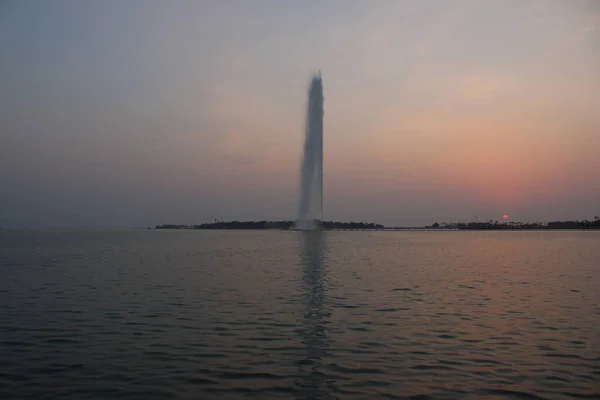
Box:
0, 229, 598, 399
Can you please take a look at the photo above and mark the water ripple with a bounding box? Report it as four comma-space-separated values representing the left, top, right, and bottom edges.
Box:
0, 229, 599, 399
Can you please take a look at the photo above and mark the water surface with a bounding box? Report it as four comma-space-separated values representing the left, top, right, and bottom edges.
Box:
1, 230, 599, 399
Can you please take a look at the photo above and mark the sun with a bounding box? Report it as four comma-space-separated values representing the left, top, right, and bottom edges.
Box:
502, 214, 509, 221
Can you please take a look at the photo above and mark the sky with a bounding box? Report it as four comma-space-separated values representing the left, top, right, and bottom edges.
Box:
1, 0, 599, 228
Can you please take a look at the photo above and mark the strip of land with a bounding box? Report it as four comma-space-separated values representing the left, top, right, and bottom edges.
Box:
155, 218, 600, 230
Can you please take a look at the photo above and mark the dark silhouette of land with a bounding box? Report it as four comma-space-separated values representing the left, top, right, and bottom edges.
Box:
155, 220, 384, 230
155, 217, 600, 230
428, 216, 600, 230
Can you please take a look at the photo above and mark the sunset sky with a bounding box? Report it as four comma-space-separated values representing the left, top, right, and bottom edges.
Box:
1, 0, 599, 228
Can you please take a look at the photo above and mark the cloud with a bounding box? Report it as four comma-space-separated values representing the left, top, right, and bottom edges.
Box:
457, 74, 514, 101
577, 10, 600, 44
223, 153, 259, 166
224, 131, 243, 147
218, 131, 262, 166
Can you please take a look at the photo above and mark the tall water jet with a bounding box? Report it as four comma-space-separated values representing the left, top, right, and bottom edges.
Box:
297, 72, 324, 230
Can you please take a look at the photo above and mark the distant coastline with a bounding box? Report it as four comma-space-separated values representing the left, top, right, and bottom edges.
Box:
155, 220, 384, 230
154, 218, 600, 230
427, 218, 600, 230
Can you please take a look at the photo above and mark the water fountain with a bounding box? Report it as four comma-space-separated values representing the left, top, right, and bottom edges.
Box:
296, 72, 324, 230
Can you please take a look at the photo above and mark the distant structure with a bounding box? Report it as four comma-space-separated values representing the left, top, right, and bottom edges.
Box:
297, 72, 324, 230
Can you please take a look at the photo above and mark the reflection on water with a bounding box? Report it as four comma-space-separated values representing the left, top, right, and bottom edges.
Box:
296, 231, 333, 398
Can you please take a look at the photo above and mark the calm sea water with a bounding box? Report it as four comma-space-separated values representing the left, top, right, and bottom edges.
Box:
0, 230, 598, 399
